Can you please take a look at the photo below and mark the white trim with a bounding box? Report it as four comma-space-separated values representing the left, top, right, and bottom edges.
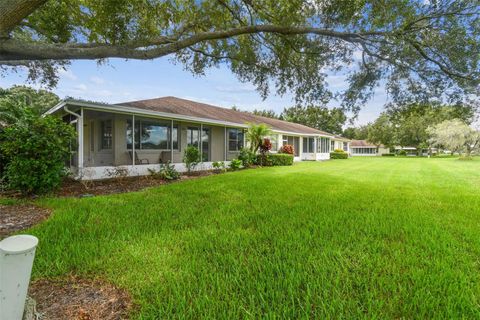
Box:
78, 108, 84, 169
132, 114, 136, 166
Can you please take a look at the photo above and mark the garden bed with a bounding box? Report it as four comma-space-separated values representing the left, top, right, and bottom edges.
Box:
29, 276, 132, 320
0, 204, 51, 238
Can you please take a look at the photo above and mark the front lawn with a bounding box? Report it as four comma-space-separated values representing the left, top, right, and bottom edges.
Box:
28, 157, 480, 318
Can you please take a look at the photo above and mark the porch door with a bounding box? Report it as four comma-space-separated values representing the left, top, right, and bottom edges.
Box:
201, 128, 210, 161
83, 120, 95, 166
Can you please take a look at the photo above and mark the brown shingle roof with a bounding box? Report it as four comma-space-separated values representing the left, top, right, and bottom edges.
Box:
350, 139, 384, 147
118, 96, 332, 136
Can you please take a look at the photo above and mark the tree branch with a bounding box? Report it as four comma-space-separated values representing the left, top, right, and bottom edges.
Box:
0, 25, 385, 63
0, 0, 47, 37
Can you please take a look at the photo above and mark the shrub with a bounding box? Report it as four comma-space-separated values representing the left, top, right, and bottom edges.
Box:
0, 113, 76, 194
259, 153, 294, 166
259, 138, 272, 154
382, 153, 395, 157
398, 150, 407, 156
330, 152, 348, 159
334, 148, 344, 153
149, 162, 180, 180
229, 159, 242, 170
183, 146, 200, 172
238, 148, 256, 167
279, 144, 294, 155
212, 161, 227, 173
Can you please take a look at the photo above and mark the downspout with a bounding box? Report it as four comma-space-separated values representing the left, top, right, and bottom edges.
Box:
64, 106, 84, 171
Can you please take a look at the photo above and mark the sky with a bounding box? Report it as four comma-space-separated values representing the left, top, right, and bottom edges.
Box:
0, 58, 389, 126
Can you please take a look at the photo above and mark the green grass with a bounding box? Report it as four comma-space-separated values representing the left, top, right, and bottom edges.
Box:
26, 157, 480, 318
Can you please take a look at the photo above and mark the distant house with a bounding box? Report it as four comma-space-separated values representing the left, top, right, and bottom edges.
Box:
45, 96, 350, 179
350, 140, 390, 156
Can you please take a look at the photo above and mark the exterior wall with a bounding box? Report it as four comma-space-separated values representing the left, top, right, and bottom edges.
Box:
78, 162, 232, 180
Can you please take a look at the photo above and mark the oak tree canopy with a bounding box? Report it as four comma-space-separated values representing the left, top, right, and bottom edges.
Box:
0, 0, 479, 113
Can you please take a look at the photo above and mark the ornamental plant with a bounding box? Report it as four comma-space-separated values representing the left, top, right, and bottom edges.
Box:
279, 144, 294, 155
0, 112, 76, 194
183, 146, 201, 173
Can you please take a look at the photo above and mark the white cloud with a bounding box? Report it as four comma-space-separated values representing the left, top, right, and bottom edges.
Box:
74, 83, 88, 91
90, 76, 105, 85
215, 84, 256, 94
58, 68, 77, 81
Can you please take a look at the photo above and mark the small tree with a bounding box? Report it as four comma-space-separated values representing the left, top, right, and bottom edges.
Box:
0, 112, 76, 194
246, 123, 271, 154
183, 146, 201, 173
427, 119, 480, 158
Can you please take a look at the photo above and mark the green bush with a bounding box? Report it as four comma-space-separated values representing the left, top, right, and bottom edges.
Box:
238, 148, 256, 167
149, 162, 180, 180
0, 113, 76, 194
398, 150, 407, 156
334, 148, 344, 153
229, 159, 242, 170
259, 153, 294, 166
212, 161, 227, 173
382, 153, 395, 157
330, 152, 348, 159
183, 146, 200, 172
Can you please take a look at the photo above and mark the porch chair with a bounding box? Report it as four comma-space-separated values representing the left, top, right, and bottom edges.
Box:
128, 151, 149, 165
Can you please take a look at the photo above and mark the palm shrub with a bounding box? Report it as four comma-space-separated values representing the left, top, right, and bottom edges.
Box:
0, 112, 76, 194
183, 146, 201, 173
246, 123, 272, 153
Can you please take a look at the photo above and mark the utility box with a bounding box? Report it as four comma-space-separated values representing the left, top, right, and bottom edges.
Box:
0, 235, 39, 320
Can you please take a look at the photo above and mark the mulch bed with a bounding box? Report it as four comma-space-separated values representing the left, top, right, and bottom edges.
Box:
55, 170, 219, 197
0, 204, 52, 238
29, 276, 132, 320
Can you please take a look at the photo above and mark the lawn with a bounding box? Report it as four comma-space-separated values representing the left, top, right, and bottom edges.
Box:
25, 157, 480, 318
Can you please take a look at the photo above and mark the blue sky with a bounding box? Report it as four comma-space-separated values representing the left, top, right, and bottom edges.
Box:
0, 58, 388, 125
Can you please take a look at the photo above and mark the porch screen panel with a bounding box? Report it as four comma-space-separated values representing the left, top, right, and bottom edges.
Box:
127, 119, 178, 150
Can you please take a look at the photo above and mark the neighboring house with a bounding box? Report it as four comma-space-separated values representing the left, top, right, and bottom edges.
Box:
46, 96, 345, 180
350, 140, 390, 156
394, 146, 438, 156
331, 136, 351, 153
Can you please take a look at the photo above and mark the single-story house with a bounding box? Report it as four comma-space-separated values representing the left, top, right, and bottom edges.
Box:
331, 136, 351, 153
350, 140, 390, 156
45, 96, 348, 180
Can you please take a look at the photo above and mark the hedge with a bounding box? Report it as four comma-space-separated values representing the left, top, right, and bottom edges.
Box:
330, 152, 348, 159
382, 153, 396, 157
258, 153, 294, 166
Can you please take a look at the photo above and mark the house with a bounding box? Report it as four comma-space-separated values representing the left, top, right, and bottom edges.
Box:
350, 140, 390, 156
331, 136, 351, 153
46, 96, 347, 180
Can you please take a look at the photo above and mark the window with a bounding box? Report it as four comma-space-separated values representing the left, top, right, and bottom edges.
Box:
331, 140, 335, 151
343, 142, 348, 151
352, 147, 376, 154
302, 137, 315, 153
228, 128, 244, 151
318, 137, 330, 153
269, 134, 278, 151
101, 120, 113, 149
126, 119, 178, 150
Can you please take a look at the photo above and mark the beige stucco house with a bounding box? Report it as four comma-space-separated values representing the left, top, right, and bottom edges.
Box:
46, 96, 348, 180
350, 140, 390, 156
